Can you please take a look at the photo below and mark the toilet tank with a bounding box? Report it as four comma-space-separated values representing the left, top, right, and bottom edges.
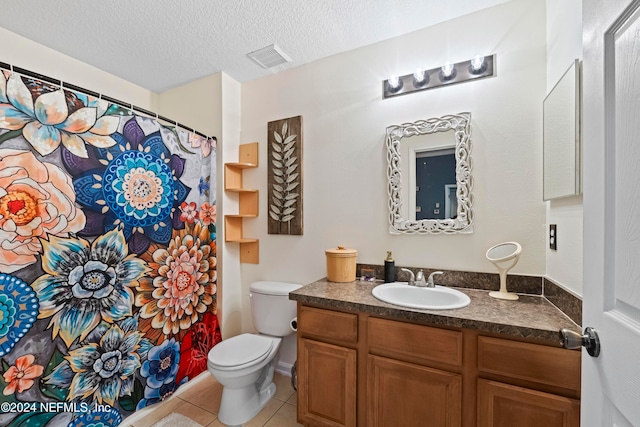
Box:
250, 281, 302, 337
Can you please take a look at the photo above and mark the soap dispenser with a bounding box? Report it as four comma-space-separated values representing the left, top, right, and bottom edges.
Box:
384, 251, 396, 283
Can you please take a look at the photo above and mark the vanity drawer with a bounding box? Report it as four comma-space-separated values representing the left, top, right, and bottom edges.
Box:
368, 317, 463, 367
298, 305, 358, 343
477, 336, 581, 392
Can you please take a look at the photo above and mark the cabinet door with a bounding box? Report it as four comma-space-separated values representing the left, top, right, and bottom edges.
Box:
367, 355, 461, 427
298, 338, 357, 427
478, 379, 580, 427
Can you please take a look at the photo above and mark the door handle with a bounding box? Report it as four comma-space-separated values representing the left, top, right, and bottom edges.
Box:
560, 327, 600, 357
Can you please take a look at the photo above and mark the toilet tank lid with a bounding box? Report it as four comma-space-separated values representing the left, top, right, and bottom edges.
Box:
250, 281, 303, 295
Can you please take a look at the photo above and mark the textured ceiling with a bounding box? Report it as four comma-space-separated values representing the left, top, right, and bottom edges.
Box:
0, 0, 510, 93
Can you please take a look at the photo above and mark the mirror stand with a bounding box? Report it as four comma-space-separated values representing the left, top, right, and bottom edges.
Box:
486, 242, 522, 300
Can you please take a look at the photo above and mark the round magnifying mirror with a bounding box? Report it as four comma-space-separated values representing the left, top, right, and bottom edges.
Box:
486, 242, 522, 300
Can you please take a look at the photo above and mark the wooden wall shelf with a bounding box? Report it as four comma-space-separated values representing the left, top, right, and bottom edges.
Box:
224, 142, 259, 264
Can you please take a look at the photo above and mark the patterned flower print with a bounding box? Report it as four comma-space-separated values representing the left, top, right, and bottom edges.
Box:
135, 221, 216, 342
136, 339, 186, 410
198, 202, 216, 226
176, 312, 221, 383
68, 260, 117, 300
2, 354, 44, 395
188, 133, 214, 158
0, 70, 223, 424
179, 202, 198, 224
0, 294, 15, 337
0, 149, 86, 273
136, 379, 184, 410
198, 176, 210, 197
68, 406, 123, 427
63, 117, 189, 255
0, 274, 38, 357
31, 229, 148, 346
141, 338, 180, 389
104, 151, 174, 223
46, 317, 151, 406
0, 72, 119, 157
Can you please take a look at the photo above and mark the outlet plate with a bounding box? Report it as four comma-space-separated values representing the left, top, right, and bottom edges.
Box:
549, 224, 557, 250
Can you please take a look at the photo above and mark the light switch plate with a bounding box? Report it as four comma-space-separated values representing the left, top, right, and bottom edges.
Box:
549, 224, 557, 250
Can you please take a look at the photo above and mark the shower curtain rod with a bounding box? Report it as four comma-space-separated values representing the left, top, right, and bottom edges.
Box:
0, 61, 214, 140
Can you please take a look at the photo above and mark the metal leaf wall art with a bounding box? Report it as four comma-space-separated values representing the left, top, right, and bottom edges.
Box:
268, 116, 303, 235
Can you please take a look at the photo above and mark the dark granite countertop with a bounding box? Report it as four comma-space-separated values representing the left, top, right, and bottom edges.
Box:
290, 279, 580, 346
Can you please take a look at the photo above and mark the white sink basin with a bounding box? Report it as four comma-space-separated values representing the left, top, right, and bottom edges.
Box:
372, 282, 471, 310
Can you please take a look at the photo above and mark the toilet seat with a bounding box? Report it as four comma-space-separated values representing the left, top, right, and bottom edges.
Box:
208, 333, 274, 371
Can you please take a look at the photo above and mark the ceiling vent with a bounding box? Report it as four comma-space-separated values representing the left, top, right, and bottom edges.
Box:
247, 44, 292, 69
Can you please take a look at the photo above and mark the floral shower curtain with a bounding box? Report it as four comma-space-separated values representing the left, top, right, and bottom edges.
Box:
0, 69, 220, 426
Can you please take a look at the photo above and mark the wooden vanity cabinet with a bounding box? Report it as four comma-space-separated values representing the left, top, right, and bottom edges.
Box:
476, 336, 581, 427
298, 339, 357, 427
297, 305, 358, 427
477, 380, 579, 427
367, 317, 463, 426
296, 303, 581, 427
368, 355, 461, 427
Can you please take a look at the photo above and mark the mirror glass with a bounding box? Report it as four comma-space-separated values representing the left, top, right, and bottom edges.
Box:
543, 59, 581, 200
486, 242, 521, 261
387, 113, 473, 234
401, 132, 457, 221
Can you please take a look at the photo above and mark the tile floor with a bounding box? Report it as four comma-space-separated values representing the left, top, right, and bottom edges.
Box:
124, 372, 302, 427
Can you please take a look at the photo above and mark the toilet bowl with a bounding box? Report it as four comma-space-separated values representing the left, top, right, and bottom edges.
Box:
207, 281, 302, 427
208, 333, 281, 426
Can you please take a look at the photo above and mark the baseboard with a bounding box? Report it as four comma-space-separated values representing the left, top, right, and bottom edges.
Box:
276, 360, 293, 377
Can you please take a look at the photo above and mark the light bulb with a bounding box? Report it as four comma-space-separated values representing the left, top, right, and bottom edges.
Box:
471, 55, 485, 72
413, 69, 426, 84
386, 75, 403, 93
441, 62, 454, 77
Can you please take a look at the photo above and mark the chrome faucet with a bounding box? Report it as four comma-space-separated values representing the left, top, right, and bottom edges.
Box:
427, 271, 444, 288
415, 270, 427, 287
399, 268, 415, 286
400, 269, 444, 287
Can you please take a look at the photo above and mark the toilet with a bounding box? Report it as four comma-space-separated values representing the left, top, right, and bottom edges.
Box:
207, 281, 302, 426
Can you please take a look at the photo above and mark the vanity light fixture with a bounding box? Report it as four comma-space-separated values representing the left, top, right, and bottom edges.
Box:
383, 54, 496, 99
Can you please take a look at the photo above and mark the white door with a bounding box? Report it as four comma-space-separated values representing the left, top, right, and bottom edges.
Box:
583, 0, 640, 425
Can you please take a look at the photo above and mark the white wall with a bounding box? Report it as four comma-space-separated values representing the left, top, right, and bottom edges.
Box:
0, 27, 156, 111
218, 73, 244, 339
545, 0, 583, 296
157, 73, 221, 136
239, 0, 547, 365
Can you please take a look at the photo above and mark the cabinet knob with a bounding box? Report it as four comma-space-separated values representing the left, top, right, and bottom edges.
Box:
560, 327, 600, 357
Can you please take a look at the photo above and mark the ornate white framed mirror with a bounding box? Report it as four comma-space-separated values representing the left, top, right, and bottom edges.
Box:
386, 112, 473, 234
